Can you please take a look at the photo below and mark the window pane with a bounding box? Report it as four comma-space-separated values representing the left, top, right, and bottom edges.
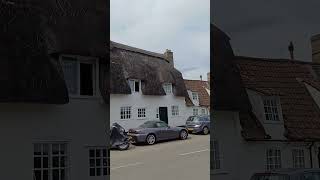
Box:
43, 157, 49, 168
96, 159, 101, 167
52, 170, 59, 180
80, 63, 94, 96
61, 169, 66, 180
62, 58, 78, 94
96, 149, 101, 157
103, 149, 107, 157
43, 170, 49, 180
34, 144, 42, 155
52, 144, 59, 155
96, 168, 101, 176
33, 170, 41, 180
52, 157, 59, 168
135, 81, 139, 92
90, 159, 95, 167
89, 150, 95, 157
90, 168, 95, 176
43, 144, 49, 155
103, 168, 108, 175
34, 157, 42, 169
60, 156, 66, 167
60, 144, 66, 155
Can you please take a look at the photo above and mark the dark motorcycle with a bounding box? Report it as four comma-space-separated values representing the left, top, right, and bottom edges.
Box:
110, 123, 131, 150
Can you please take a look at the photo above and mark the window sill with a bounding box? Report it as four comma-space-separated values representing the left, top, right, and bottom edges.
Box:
211, 170, 229, 175
263, 121, 284, 125
69, 95, 101, 100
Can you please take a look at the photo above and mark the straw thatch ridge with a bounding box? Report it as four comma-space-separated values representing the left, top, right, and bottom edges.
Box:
110, 41, 187, 97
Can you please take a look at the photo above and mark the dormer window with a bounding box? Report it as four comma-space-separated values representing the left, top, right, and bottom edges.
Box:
128, 79, 140, 93
163, 83, 173, 94
61, 55, 97, 97
263, 97, 280, 121
192, 92, 199, 100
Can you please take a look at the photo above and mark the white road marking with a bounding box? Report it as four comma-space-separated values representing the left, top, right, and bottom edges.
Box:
178, 149, 209, 156
111, 162, 143, 170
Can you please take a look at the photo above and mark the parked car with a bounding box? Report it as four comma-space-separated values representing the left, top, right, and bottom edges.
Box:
109, 123, 131, 150
127, 121, 188, 145
250, 168, 320, 180
185, 115, 210, 135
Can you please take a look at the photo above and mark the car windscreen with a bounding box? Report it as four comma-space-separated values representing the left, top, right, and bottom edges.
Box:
302, 172, 320, 180
187, 116, 201, 122
251, 174, 289, 180
139, 121, 156, 128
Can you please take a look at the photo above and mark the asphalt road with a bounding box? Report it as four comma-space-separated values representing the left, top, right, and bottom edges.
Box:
110, 134, 210, 180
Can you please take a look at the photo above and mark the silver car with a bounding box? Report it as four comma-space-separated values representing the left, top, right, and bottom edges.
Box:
186, 115, 210, 135
128, 121, 188, 145
250, 168, 320, 180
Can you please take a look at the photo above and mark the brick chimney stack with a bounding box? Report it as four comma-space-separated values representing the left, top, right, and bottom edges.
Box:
164, 49, 174, 67
288, 41, 294, 60
311, 34, 320, 64
207, 72, 210, 83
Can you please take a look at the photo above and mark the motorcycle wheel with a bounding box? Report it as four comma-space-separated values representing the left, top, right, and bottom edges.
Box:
117, 143, 130, 150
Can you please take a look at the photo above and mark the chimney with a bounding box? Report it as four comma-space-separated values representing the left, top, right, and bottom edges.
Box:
207, 72, 210, 83
164, 49, 174, 67
288, 41, 294, 60
311, 34, 320, 64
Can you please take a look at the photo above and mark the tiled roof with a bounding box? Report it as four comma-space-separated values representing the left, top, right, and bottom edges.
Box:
184, 80, 210, 107
235, 56, 320, 140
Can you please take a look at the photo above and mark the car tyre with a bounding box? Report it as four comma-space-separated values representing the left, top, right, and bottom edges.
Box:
202, 126, 209, 135
146, 134, 156, 145
179, 130, 188, 140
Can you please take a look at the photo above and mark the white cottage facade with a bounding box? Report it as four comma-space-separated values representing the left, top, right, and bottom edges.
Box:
110, 42, 189, 130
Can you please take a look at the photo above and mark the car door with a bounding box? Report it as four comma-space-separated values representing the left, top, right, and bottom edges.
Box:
156, 122, 175, 140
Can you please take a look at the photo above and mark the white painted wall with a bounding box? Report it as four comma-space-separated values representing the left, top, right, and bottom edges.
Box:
212, 111, 320, 180
110, 93, 187, 130
0, 97, 108, 180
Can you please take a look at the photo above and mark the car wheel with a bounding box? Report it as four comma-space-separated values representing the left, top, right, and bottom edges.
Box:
179, 130, 188, 140
146, 134, 156, 145
203, 126, 209, 135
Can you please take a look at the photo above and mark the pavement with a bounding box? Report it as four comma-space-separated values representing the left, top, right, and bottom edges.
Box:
110, 134, 210, 180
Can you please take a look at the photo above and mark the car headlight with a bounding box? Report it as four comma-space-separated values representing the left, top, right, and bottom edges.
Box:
194, 125, 201, 128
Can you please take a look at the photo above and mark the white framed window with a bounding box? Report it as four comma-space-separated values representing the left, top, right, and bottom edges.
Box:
156, 108, 159, 119
171, 106, 179, 116
33, 143, 68, 180
163, 83, 173, 94
212, 140, 221, 170
88, 147, 108, 177
201, 108, 206, 115
128, 79, 140, 93
61, 55, 97, 97
138, 108, 146, 118
120, 106, 131, 119
292, 149, 305, 168
266, 148, 282, 170
192, 92, 199, 100
263, 97, 280, 121
193, 108, 198, 116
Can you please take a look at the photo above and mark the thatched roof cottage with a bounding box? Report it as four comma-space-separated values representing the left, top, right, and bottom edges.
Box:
0, 1, 108, 179
110, 41, 188, 129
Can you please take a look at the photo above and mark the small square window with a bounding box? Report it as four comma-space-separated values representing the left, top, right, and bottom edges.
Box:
263, 97, 280, 121
171, 106, 179, 116
193, 108, 198, 116
163, 83, 173, 94
128, 80, 140, 93
266, 148, 282, 170
138, 108, 146, 118
192, 92, 198, 100
120, 107, 131, 119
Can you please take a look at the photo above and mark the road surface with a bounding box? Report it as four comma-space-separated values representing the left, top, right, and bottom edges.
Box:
110, 134, 210, 180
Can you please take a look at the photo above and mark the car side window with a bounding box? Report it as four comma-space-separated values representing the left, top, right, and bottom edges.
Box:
156, 122, 168, 128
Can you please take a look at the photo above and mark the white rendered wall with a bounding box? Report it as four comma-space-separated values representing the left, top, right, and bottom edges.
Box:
110, 93, 187, 130
0, 97, 108, 180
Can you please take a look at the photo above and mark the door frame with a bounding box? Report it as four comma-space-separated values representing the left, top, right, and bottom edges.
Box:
159, 107, 168, 124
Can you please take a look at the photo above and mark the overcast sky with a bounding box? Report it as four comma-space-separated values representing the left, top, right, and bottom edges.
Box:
212, 0, 320, 61
111, 0, 210, 80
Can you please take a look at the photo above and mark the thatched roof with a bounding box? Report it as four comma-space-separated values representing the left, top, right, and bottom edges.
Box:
0, 0, 107, 104
110, 41, 187, 97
